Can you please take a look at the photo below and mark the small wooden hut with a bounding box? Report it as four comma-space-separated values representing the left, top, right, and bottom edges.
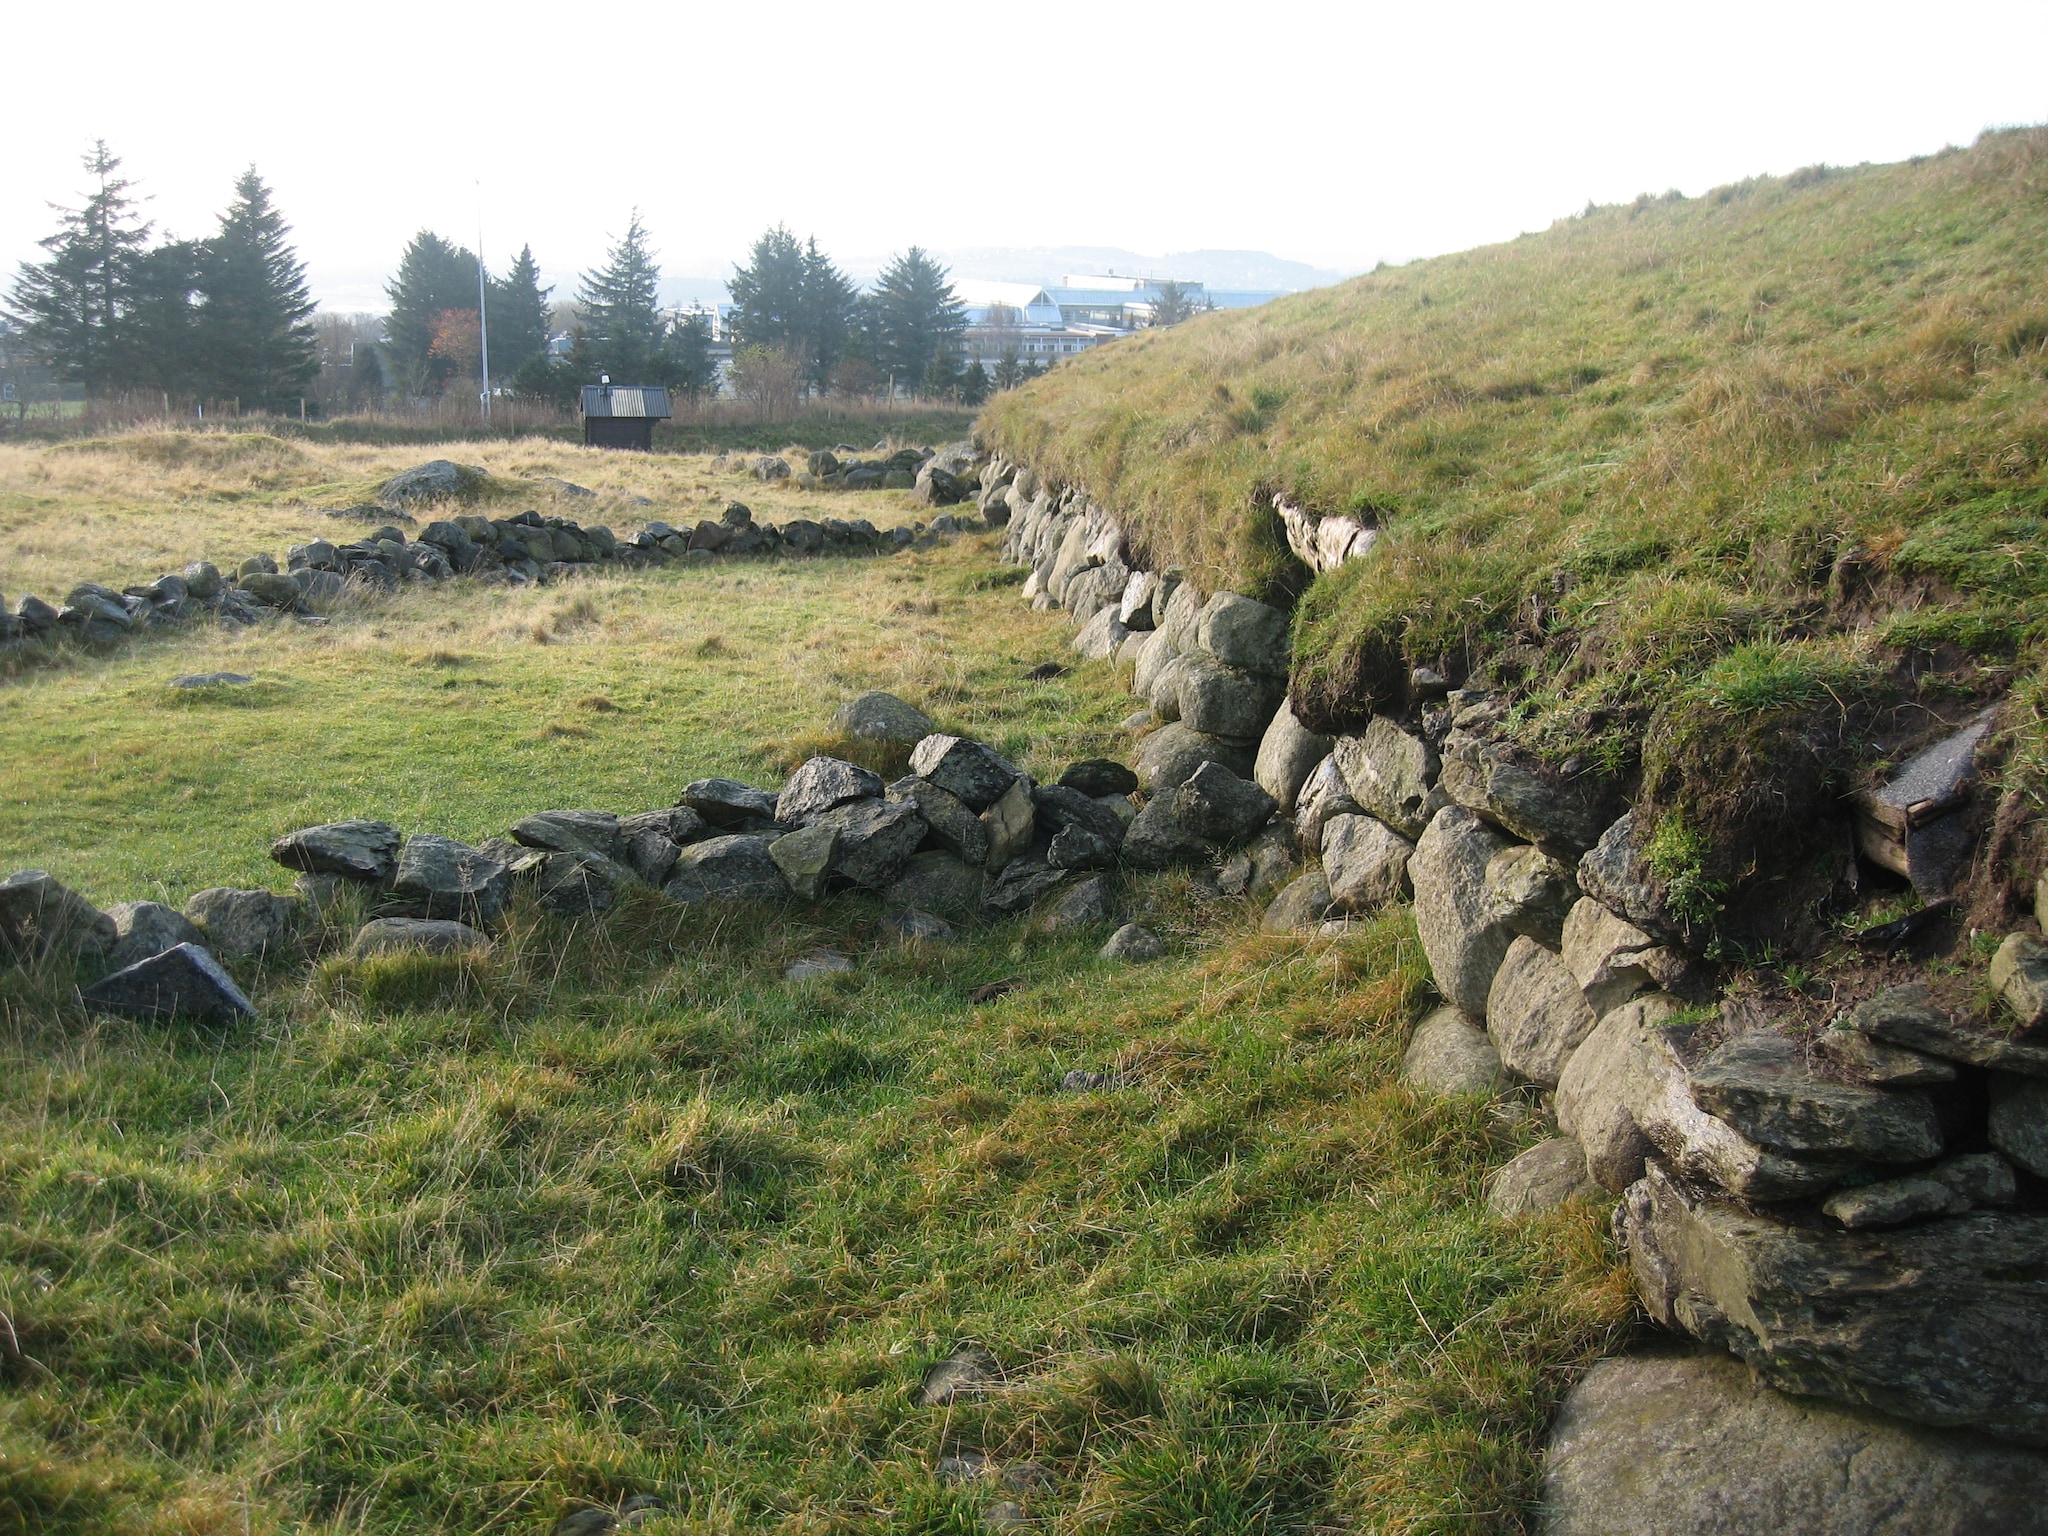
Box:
579, 381, 671, 450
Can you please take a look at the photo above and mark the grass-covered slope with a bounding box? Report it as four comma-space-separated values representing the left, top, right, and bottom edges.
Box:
982, 130, 2048, 827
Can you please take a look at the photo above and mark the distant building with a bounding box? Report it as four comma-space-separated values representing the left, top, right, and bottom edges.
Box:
957, 281, 1125, 368
580, 382, 670, 450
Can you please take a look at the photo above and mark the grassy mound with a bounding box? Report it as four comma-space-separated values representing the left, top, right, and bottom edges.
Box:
980, 130, 2048, 826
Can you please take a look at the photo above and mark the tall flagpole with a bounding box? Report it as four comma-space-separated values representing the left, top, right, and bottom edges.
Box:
476, 182, 492, 424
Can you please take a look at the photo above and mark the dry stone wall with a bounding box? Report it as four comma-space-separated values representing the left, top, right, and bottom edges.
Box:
984, 451, 2048, 1517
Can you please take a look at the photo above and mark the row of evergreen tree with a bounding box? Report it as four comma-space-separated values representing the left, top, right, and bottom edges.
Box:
8, 146, 1034, 410
5, 144, 318, 409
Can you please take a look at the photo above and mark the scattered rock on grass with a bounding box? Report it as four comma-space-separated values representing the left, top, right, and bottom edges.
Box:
915, 1344, 1002, 1406
80, 942, 254, 1021
1485, 1137, 1598, 1218
1101, 922, 1165, 961
833, 690, 935, 745
1401, 1005, 1506, 1097
351, 917, 490, 956
785, 949, 853, 981
169, 671, 253, 689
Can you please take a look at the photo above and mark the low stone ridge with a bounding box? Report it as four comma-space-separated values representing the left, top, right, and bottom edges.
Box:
1541, 1351, 2048, 1536
0, 869, 116, 960
807, 797, 926, 889
1218, 824, 1299, 906
1487, 936, 1597, 1087
1334, 718, 1446, 839
887, 777, 990, 867
1261, 871, 1333, 933
81, 942, 254, 1021
1621, 1162, 2048, 1443
512, 810, 626, 862
389, 835, 512, 925
1253, 701, 1333, 815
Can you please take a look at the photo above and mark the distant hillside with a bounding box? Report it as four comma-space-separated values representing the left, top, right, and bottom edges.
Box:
982, 130, 2048, 812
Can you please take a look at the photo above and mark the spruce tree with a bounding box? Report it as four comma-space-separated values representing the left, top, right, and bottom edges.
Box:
127, 239, 204, 396
920, 345, 960, 402
488, 244, 553, 374
670, 312, 718, 399
874, 248, 964, 393
797, 238, 856, 395
959, 359, 991, 407
4, 141, 153, 393
576, 212, 667, 381
727, 226, 805, 351
384, 231, 479, 394
192, 169, 317, 409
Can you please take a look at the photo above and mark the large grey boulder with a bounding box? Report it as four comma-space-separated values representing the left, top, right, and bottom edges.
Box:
1481, 846, 1578, 948
1072, 604, 1128, 661
1486, 936, 1597, 1086
1485, 1137, 1598, 1218
1561, 897, 1673, 1017
1131, 628, 1183, 703
663, 835, 790, 906
1401, 1006, 1506, 1096
1993, 933, 2048, 1028
534, 852, 630, 917
777, 756, 884, 824
807, 797, 927, 889
1101, 922, 1167, 961
1321, 813, 1413, 913
1261, 871, 1333, 933
1334, 719, 1447, 839
979, 780, 1037, 870
767, 822, 838, 901
1990, 1076, 2048, 1177
388, 836, 512, 926
1850, 981, 2048, 1077
909, 735, 1021, 811
888, 777, 990, 867
1689, 1033, 1942, 1163
1218, 823, 1300, 905
679, 778, 779, 827
1439, 736, 1613, 852
0, 869, 115, 960
351, 917, 490, 957
1194, 591, 1290, 675
1558, 1001, 1861, 1200
511, 810, 625, 862
1292, 755, 1361, 858
1123, 761, 1276, 869
883, 850, 985, 917
1408, 806, 1516, 1016
184, 887, 305, 961
1253, 701, 1333, 814
104, 901, 207, 970
380, 459, 481, 503
1620, 1160, 2048, 1443
1175, 653, 1284, 738
832, 691, 936, 746
268, 819, 402, 882
1133, 723, 1256, 794
80, 942, 254, 1021
1540, 1351, 2048, 1536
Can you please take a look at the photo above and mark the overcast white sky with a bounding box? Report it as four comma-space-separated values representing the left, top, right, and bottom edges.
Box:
8, 0, 2046, 312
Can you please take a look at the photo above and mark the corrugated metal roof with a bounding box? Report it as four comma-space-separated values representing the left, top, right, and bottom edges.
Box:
579, 385, 672, 419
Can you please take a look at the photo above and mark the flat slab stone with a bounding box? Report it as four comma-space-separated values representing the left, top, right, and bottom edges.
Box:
1851, 981, 2048, 1077
81, 942, 254, 1021
777, 756, 884, 824
389, 835, 511, 925
351, 917, 490, 957
678, 778, 778, 826
511, 810, 625, 861
1858, 711, 1995, 833
269, 820, 402, 882
1541, 1351, 2048, 1536
1689, 1032, 1942, 1162
1620, 1160, 2048, 1443
168, 672, 253, 688
663, 834, 790, 906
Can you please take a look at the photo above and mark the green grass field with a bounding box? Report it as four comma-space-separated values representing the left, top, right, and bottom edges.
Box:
0, 437, 1628, 1535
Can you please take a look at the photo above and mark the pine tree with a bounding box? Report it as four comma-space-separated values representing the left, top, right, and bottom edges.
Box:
488, 244, 553, 374
993, 348, 1023, 391
192, 169, 317, 409
384, 231, 479, 394
576, 212, 667, 381
4, 141, 153, 393
959, 359, 991, 407
727, 226, 805, 351
874, 248, 964, 391
797, 237, 856, 395
920, 344, 960, 402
